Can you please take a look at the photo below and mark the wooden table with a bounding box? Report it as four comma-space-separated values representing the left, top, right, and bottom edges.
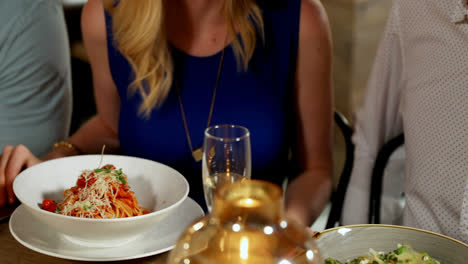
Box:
0, 216, 169, 264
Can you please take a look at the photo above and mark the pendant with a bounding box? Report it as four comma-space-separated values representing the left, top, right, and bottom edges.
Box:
192, 148, 203, 162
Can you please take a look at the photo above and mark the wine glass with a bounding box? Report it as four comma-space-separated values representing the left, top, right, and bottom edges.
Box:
202, 124, 251, 212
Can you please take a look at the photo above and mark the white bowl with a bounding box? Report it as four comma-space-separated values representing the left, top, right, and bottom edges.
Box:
13, 155, 189, 247
315, 224, 468, 264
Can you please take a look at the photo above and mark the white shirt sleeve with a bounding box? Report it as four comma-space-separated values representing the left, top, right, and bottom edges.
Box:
341, 1, 405, 225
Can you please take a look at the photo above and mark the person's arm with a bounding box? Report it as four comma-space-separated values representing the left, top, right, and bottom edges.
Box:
61, 0, 121, 156
0, 0, 121, 206
284, 0, 334, 227
0, 1, 72, 206
40, 0, 120, 158
341, 2, 404, 225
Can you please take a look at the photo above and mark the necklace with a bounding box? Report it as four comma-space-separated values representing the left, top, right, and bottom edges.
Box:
176, 48, 226, 162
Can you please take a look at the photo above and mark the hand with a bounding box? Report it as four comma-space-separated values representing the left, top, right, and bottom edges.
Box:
0, 145, 42, 206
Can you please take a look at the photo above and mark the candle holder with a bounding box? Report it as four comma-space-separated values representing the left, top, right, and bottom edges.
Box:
167, 179, 324, 264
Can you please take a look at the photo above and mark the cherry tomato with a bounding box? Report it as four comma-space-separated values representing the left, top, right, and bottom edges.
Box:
102, 164, 115, 170
42, 199, 57, 212
77, 177, 86, 188
87, 177, 97, 185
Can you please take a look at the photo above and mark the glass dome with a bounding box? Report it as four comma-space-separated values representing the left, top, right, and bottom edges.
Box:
167, 179, 324, 264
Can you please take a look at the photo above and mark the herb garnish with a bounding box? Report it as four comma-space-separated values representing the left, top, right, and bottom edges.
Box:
94, 168, 111, 173
114, 168, 126, 184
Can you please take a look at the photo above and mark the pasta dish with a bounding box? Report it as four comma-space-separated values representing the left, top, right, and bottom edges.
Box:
41, 164, 149, 218
325, 244, 441, 264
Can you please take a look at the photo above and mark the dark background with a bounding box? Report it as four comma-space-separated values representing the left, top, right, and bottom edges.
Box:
64, 6, 96, 135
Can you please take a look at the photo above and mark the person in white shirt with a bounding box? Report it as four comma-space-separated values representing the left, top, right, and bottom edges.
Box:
342, 0, 468, 244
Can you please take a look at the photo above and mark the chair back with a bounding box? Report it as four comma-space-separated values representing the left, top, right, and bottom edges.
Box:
325, 110, 405, 228
325, 111, 355, 229
368, 134, 405, 224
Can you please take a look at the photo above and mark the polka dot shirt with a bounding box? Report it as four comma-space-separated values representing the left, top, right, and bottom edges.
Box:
342, 0, 468, 243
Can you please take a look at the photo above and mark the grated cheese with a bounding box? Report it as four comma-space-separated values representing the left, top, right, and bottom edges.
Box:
59, 168, 127, 218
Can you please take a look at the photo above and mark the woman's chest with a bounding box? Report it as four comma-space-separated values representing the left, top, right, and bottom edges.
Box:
117, 53, 295, 169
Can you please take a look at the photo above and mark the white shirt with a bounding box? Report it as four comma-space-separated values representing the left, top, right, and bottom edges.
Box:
342, 0, 468, 244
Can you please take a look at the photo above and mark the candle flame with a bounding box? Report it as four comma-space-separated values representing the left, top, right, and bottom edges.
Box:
240, 237, 249, 260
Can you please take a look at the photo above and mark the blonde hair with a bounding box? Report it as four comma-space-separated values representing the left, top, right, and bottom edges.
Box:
104, 0, 264, 117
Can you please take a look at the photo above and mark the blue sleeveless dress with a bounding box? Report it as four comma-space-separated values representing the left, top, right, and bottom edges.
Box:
105, 0, 301, 210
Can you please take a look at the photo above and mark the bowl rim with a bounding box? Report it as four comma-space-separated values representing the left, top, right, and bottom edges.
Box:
13, 154, 190, 222
315, 224, 468, 248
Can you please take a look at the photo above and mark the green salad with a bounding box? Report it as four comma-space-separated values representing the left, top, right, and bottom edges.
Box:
325, 244, 441, 264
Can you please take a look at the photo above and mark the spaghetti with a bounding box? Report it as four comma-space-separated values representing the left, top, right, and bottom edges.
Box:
41, 164, 149, 218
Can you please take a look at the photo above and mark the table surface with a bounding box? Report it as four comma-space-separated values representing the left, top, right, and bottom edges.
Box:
0, 214, 169, 264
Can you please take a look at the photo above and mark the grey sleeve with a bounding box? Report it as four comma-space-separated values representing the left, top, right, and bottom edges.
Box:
0, 0, 73, 156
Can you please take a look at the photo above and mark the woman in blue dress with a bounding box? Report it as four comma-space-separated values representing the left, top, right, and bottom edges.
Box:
0, 0, 333, 227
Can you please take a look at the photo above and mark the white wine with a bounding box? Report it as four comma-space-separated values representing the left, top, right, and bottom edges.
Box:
203, 172, 246, 211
